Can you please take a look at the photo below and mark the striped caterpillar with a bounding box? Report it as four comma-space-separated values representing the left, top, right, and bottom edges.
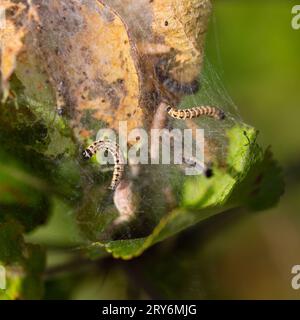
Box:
82, 140, 124, 190
166, 105, 226, 121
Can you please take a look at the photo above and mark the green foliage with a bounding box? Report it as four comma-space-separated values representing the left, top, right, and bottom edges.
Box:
0, 222, 46, 300
0, 151, 50, 232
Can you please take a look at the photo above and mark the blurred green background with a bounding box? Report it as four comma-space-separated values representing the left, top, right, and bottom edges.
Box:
6, 0, 300, 299
199, 0, 300, 299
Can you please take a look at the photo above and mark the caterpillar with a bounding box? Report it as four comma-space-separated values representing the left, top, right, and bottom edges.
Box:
166, 105, 226, 121
82, 140, 124, 190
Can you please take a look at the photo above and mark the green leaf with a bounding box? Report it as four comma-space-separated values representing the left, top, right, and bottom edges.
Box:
86, 125, 284, 259
0, 222, 46, 300
229, 146, 284, 211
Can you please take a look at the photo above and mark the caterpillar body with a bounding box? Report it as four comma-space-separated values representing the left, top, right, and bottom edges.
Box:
166, 105, 226, 121
82, 140, 124, 190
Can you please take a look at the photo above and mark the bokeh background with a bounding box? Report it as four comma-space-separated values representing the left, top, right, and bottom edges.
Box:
23, 0, 300, 299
